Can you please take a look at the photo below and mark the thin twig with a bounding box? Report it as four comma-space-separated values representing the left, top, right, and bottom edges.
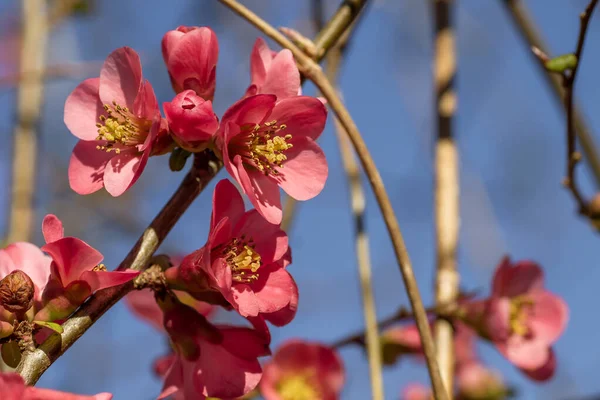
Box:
17, 153, 222, 384
501, 0, 600, 205
432, 0, 459, 397
280, 0, 369, 232
561, 0, 599, 215
326, 41, 384, 400
216, 1, 447, 398
5, 0, 48, 244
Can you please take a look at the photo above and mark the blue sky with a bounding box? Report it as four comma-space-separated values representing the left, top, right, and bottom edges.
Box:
1, 0, 600, 399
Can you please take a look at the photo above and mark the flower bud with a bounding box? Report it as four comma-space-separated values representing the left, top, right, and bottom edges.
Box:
0, 270, 34, 315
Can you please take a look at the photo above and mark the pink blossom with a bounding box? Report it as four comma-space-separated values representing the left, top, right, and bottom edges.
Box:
36, 215, 139, 321
0, 372, 112, 400
464, 257, 568, 380
0, 242, 51, 307
175, 179, 296, 320
66, 47, 166, 197
162, 26, 218, 101
456, 362, 507, 400
380, 324, 423, 365
163, 89, 219, 151
260, 340, 344, 400
158, 295, 269, 399
244, 38, 300, 99
216, 94, 328, 224
401, 383, 431, 400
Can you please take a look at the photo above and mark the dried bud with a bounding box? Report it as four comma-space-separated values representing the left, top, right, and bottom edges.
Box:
0, 270, 35, 314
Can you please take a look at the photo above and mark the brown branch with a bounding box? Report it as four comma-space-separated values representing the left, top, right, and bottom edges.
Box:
16, 152, 222, 384
280, 0, 369, 232
216, 1, 447, 398
432, 0, 459, 397
561, 0, 599, 215
501, 0, 600, 214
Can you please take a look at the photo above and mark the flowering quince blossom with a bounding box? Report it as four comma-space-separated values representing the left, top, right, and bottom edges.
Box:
36, 215, 139, 320
401, 383, 431, 400
244, 38, 301, 99
0, 372, 112, 400
157, 294, 269, 400
162, 26, 218, 101
163, 89, 219, 151
260, 340, 344, 400
66, 47, 167, 197
171, 179, 297, 322
462, 256, 568, 381
380, 323, 423, 365
216, 94, 328, 224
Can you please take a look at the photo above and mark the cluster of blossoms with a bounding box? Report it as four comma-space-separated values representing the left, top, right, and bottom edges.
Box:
384, 257, 568, 399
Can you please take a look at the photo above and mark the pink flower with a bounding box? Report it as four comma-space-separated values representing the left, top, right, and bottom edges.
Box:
163, 89, 219, 151
464, 257, 568, 380
36, 215, 139, 321
244, 38, 300, 99
456, 362, 508, 400
216, 94, 328, 224
174, 179, 297, 321
162, 26, 218, 101
401, 383, 431, 400
158, 295, 269, 399
260, 340, 345, 400
380, 324, 423, 365
66, 47, 165, 197
0, 372, 112, 400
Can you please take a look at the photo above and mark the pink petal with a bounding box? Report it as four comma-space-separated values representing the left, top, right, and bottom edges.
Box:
68, 140, 112, 195
269, 96, 327, 141
26, 387, 113, 400
0, 250, 16, 278
158, 357, 185, 400
99, 47, 142, 107
3, 242, 51, 298
221, 94, 276, 126
254, 267, 296, 315
274, 137, 328, 201
485, 298, 511, 342
250, 37, 272, 87
133, 79, 159, 120
64, 77, 104, 140
161, 29, 186, 65
529, 291, 569, 345
42, 214, 64, 243
260, 49, 300, 99
125, 289, 164, 332
492, 257, 543, 297
103, 152, 147, 197
0, 373, 27, 397
211, 179, 246, 231
234, 210, 288, 263
231, 285, 260, 317
502, 336, 550, 370
243, 168, 282, 225
219, 326, 271, 359
521, 349, 556, 381
80, 270, 140, 292
41, 237, 103, 286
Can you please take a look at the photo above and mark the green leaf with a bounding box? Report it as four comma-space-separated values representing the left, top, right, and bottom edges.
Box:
1, 341, 21, 368
169, 148, 192, 172
545, 54, 578, 73
33, 320, 64, 334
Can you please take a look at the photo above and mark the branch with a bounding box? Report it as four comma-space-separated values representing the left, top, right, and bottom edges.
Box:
501, 0, 600, 215
326, 35, 384, 400
280, 0, 369, 232
561, 0, 599, 215
216, 2, 447, 398
17, 152, 222, 384
432, 0, 459, 396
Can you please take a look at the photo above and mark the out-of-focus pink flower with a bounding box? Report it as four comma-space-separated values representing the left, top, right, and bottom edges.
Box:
66, 47, 166, 197
456, 362, 508, 400
35, 215, 139, 321
162, 26, 218, 101
0, 372, 112, 400
244, 38, 300, 99
174, 179, 296, 321
380, 324, 423, 365
216, 94, 328, 224
260, 340, 344, 400
401, 383, 431, 400
157, 295, 269, 400
463, 257, 568, 381
163, 89, 219, 151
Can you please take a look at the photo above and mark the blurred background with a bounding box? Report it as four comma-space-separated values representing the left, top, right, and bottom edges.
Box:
1, 0, 599, 398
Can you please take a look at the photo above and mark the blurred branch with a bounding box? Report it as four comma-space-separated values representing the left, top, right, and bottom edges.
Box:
217, 1, 447, 399
501, 0, 600, 192
0, 61, 101, 88
5, 0, 49, 244
17, 152, 222, 384
281, 0, 369, 232
326, 28, 384, 400
432, 0, 459, 397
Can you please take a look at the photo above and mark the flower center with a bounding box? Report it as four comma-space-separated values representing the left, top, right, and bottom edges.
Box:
276, 374, 320, 400
95, 101, 152, 153
219, 236, 261, 283
509, 296, 533, 337
233, 120, 293, 175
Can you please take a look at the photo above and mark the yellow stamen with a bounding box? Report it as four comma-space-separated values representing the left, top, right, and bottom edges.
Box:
509, 296, 534, 336
219, 237, 262, 283
239, 120, 293, 175
276, 373, 320, 400
96, 101, 152, 152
